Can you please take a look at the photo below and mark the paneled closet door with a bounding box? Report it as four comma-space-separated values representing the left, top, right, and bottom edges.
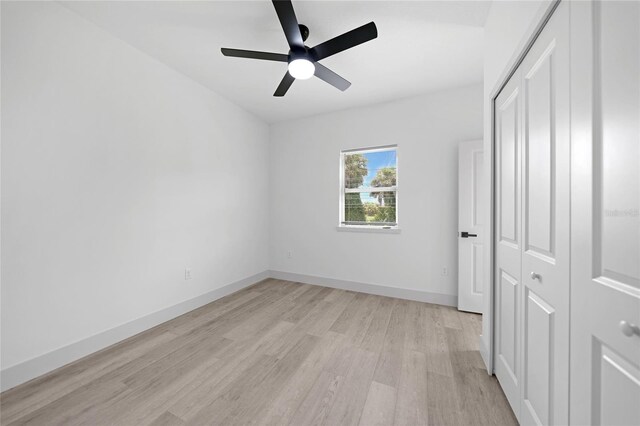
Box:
494, 2, 571, 423
494, 67, 523, 419
570, 2, 640, 425
518, 3, 571, 425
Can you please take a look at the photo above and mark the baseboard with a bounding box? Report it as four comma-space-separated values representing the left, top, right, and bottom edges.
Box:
269, 270, 457, 307
0, 270, 270, 392
479, 335, 492, 374
1, 269, 456, 392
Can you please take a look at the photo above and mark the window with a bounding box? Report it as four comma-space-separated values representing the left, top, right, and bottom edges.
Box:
340, 146, 398, 228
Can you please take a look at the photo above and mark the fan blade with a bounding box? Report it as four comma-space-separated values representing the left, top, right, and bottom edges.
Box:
310, 22, 377, 61
221, 48, 288, 62
314, 63, 351, 91
272, 0, 304, 49
274, 72, 295, 97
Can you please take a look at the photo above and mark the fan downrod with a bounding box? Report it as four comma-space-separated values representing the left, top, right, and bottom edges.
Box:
299, 24, 309, 42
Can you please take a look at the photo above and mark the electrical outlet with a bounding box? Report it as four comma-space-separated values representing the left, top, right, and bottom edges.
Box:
442, 267, 449, 276
287, 251, 292, 259
185, 268, 192, 280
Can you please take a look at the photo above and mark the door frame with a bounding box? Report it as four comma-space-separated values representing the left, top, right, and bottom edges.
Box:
483, 0, 561, 373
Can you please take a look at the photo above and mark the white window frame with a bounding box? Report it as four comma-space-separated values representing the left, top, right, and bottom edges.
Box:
338, 145, 399, 231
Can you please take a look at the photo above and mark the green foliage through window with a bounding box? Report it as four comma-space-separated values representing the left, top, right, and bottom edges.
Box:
344, 154, 368, 222
342, 148, 397, 226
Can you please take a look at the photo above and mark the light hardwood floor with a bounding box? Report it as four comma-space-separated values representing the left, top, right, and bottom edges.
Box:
0, 279, 517, 426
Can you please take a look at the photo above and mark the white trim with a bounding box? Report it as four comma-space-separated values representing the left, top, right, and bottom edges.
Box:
269, 270, 457, 307
339, 145, 399, 227
1, 269, 456, 392
344, 186, 397, 194
341, 145, 397, 155
336, 226, 401, 234
479, 335, 491, 373
487, 1, 561, 101
0, 271, 270, 392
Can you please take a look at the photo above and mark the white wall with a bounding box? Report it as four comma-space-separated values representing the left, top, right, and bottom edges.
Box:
1, 1, 269, 379
269, 85, 483, 301
480, 0, 553, 369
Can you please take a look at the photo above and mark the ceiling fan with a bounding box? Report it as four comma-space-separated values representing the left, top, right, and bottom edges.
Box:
221, 0, 378, 97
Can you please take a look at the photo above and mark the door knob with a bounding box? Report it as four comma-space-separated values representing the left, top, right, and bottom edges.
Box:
619, 320, 640, 337
530, 272, 542, 281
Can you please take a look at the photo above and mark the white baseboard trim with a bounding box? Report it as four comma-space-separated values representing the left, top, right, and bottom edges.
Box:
269, 270, 457, 307
479, 335, 492, 374
1, 270, 457, 392
0, 271, 270, 392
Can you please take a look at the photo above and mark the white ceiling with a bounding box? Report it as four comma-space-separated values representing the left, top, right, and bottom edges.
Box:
62, 1, 489, 123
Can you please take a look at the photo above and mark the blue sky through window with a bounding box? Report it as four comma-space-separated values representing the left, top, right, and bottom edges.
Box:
360, 149, 396, 203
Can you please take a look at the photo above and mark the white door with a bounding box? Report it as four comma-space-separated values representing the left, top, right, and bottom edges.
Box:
494, 67, 523, 418
570, 2, 640, 425
494, 3, 571, 423
458, 139, 484, 313
518, 3, 570, 424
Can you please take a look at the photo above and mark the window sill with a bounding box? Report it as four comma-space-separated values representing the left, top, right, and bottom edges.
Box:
336, 226, 401, 234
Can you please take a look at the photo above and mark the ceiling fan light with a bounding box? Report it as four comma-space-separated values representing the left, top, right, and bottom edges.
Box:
288, 59, 315, 80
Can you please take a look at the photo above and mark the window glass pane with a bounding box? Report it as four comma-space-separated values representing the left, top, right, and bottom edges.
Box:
344, 150, 397, 190
342, 147, 397, 226
344, 192, 396, 224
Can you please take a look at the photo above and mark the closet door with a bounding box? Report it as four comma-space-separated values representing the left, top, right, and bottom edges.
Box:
494, 68, 523, 418
570, 2, 640, 425
494, 3, 571, 422
518, 3, 571, 425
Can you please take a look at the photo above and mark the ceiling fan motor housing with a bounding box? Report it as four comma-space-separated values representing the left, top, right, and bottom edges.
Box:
288, 49, 312, 64
288, 25, 311, 62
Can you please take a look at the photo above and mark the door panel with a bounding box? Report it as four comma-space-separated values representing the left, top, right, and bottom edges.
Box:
473, 150, 484, 228
570, 1, 640, 424
472, 244, 483, 294
498, 90, 520, 246
519, 3, 570, 425
494, 73, 523, 417
524, 48, 554, 259
597, 1, 640, 285
597, 344, 640, 425
494, 3, 570, 423
524, 289, 554, 425
458, 139, 485, 313
498, 269, 518, 379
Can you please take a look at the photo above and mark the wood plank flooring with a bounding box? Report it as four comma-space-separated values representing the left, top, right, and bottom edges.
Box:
0, 279, 517, 426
